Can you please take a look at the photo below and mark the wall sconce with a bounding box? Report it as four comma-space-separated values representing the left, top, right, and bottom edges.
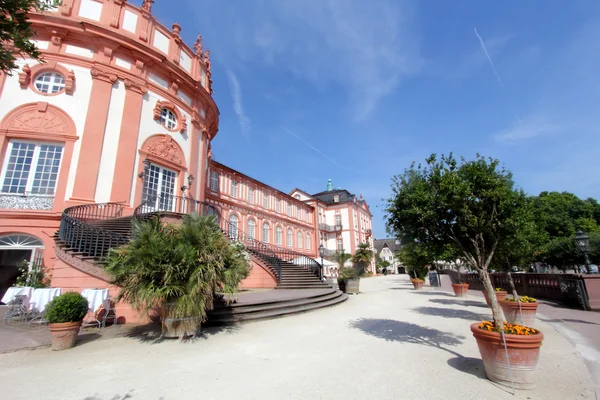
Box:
181, 174, 195, 191
138, 158, 151, 179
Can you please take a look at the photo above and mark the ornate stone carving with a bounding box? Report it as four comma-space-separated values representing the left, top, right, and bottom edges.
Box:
124, 79, 148, 95
4, 102, 70, 134
141, 0, 154, 12
152, 100, 187, 133
143, 135, 185, 167
90, 68, 118, 84
202, 50, 211, 72
18, 64, 31, 89
193, 35, 203, 55
65, 70, 76, 95
59, 0, 74, 16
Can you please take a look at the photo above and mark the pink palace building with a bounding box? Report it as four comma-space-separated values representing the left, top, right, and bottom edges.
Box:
0, 0, 374, 321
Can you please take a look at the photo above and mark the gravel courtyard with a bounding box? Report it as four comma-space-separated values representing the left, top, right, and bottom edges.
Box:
0, 275, 595, 400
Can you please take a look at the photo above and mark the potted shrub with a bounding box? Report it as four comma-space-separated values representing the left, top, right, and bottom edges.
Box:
451, 282, 469, 297
500, 296, 538, 327
483, 287, 508, 307
106, 214, 251, 339
342, 243, 373, 294
386, 154, 544, 389
45, 292, 89, 351
339, 266, 361, 294
334, 251, 352, 290
411, 278, 424, 289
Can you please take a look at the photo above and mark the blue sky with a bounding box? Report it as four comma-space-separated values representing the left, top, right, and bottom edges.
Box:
147, 0, 600, 238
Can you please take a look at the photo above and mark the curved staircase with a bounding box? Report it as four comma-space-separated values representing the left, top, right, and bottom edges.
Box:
55, 199, 347, 324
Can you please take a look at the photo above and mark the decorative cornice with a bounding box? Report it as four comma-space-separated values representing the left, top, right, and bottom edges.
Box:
18, 64, 31, 89
90, 67, 118, 83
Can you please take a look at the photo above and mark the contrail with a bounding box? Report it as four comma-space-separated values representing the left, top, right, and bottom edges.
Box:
281, 126, 347, 170
474, 27, 503, 87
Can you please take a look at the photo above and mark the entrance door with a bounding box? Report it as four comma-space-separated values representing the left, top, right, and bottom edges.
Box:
0, 234, 44, 303
142, 164, 177, 212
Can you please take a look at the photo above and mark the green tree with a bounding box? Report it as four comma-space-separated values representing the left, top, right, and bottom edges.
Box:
386, 154, 532, 328
352, 242, 373, 275
0, 0, 61, 74
395, 242, 431, 280
105, 214, 250, 337
334, 250, 352, 271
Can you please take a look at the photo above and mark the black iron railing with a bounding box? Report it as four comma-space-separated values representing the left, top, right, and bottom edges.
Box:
134, 194, 216, 216
58, 202, 129, 261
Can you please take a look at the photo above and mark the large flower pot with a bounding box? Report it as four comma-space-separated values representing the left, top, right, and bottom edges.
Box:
500, 300, 539, 327
483, 290, 507, 306
470, 323, 544, 389
412, 280, 424, 290
452, 283, 469, 297
162, 303, 202, 339
338, 279, 346, 293
49, 321, 82, 351
345, 278, 360, 294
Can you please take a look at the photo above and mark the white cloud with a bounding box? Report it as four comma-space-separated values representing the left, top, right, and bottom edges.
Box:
493, 116, 558, 143
226, 70, 251, 133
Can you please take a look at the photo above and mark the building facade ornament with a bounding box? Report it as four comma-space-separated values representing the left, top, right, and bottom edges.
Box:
142, 134, 186, 167
153, 100, 187, 133
90, 68, 118, 84
124, 79, 148, 95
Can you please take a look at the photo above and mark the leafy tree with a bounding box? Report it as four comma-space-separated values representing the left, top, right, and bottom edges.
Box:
395, 242, 431, 280
106, 214, 250, 337
386, 154, 532, 328
0, 0, 61, 74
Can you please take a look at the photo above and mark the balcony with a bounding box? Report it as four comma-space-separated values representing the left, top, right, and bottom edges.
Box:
0, 192, 54, 210
319, 223, 343, 232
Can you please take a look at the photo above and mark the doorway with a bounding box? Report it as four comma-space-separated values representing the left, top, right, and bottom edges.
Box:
0, 234, 44, 303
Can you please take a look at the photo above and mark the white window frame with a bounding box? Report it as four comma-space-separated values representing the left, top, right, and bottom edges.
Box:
0, 140, 64, 195
231, 180, 238, 198
34, 71, 65, 94
276, 226, 282, 245
249, 187, 254, 204
263, 192, 269, 208
287, 229, 293, 247
160, 108, 178, 130
228, 214, 238, 239
210, 171, 219, 191
276, 199, 281, 213
262, 223, 270, 243
306, 234, 311, 250
247, 218, 255, 240
297, 231, 303, 249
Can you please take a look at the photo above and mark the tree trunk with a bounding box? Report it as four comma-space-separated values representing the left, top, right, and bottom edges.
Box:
507, 271, 519, 300
478, 269, 506, 329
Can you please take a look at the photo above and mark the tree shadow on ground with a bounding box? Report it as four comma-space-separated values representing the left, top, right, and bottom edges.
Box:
412, 306, 489, 322
447, 356, 487, 380
83, 393, 135, 400
539, 317, 600, 326
349, 318, 465, 357
125, 322, 240, 344
429, 298, 489, 309
410, 290, 456, 297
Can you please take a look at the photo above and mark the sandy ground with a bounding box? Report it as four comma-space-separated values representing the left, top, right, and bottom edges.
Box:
0, 275, 595, 400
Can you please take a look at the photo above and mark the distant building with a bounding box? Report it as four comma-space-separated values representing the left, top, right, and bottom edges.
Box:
374, 238, 404, 274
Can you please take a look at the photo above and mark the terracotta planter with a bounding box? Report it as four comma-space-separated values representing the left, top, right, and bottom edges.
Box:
470, 323, 544, 389
500, 300, 539, 327
49, 321, 82, 351
412, 280, 424, 290
483, 290, 507, 306
452, 283, 469, 297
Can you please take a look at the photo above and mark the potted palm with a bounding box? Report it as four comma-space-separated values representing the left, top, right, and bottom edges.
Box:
334, 250, 352, 290
386, 154, 544, 389
345, 243, 373, 294
106, 214, 251, 339
45, 292, 89, 351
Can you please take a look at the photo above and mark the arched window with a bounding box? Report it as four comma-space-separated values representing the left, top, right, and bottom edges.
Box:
297, 231, 303, 248
228, 214, 238, 239
247, 219, 255, 240
210, 171, 219, 191
262, 223, 270, 243
276, 226, 282, 245
287, 229, 293, 247
306, 233, 311, 250
34, 71, 65, 94
159, 108, 177, 130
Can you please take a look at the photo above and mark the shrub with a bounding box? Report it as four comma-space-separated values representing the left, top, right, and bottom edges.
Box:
339, 266, 361, 280
478, 321, 538, 335
45, 292, 89, 324
507, 296, 537, 303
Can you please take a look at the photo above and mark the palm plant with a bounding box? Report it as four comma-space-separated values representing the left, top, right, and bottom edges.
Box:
105, 214, 250, 337
334, 250, 352, 271
352, 242, 374, 276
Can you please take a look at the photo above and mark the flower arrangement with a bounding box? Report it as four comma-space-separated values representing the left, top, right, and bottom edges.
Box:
507, 296, 537, 303
478, 321, 538, 335
495, 288, 505, 292
411, 278, 424, 283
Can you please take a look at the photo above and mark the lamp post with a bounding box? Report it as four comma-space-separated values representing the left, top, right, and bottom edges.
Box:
319, 244, 325, 281
574, 230, 591, 273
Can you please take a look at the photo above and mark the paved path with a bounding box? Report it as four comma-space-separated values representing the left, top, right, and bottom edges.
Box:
0, 276, 596, 400
439, 274, 600, 396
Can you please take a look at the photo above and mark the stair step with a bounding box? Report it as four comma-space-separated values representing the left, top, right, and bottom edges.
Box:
208, 292, 347, 323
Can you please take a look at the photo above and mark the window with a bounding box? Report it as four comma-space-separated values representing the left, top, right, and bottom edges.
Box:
306, 234, 311, 250
297, 231, 302, 249
276, 226, 282, 245
335, 215, 342, 227
263, 193, 269, 208
287, 202, 291, 216
159, 108, 177, 130
34, 72, 65, 94
247, 219, 255, 240
287, 229, 293, 247
337, 238, 343, 251
228, 214, 238, 239
210, 171, 219, 191
249, 188, 254, 204
142, 163, 177, 211
1, 141, 63, 195
262, 223, 270, 243
231, 180, 238, 197
276, 199, 281, 213
295, 194, 300, 199
333, 194, 340, 203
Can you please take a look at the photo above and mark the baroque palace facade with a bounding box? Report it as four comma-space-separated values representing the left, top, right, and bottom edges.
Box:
0, 0, 373, 318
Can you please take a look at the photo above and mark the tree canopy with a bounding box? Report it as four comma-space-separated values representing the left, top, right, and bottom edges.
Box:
0, 0, 59, 74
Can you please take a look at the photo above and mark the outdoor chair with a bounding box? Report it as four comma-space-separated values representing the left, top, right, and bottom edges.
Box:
100, 299, 118, 328
2, 295, 28, 324
27, 303, 48, 328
